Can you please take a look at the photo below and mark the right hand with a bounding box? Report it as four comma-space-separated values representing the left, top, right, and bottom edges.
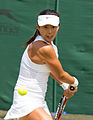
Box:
63, 85, 78, 98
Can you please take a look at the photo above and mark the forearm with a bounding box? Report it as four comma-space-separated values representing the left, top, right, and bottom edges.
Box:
50, 72, 78, 90
57, 71, 78, 87
50, 72, 63, 84
60, 71, 75, 84
50, 71, 74, 85
50, 72, 69, 90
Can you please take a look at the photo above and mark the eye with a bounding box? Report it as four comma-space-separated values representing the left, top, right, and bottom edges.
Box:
44, 26, 48, 28
52, 26, 57, 28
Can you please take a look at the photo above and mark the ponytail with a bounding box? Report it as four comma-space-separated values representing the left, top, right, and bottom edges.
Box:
25, 29, 40, 47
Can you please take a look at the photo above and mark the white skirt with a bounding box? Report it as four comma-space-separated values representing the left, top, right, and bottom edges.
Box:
4, 85, 51, 120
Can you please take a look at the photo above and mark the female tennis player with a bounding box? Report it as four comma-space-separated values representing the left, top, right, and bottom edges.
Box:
4, 9, 78, 120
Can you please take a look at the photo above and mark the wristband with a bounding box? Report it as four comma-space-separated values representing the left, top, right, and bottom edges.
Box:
71, 77, 79, 87
60, 83, 69, 90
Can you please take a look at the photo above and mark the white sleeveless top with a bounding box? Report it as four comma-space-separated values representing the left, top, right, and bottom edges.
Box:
4, 35, 59, 119
16, 35, 58, 97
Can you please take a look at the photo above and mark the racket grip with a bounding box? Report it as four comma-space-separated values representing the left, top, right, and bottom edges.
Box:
70, 86, 75, 91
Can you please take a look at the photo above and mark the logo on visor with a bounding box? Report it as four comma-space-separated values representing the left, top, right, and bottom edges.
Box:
46, 17, 49, 19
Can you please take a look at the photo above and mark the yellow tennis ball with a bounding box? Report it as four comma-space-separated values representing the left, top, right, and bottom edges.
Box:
18, 86, 28, 95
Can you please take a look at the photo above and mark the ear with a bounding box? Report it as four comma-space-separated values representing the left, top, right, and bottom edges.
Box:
57, 25, 59, 31
57, 26, 59, 30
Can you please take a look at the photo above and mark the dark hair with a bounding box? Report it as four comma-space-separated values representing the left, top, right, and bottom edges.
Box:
25, 9, 60, 46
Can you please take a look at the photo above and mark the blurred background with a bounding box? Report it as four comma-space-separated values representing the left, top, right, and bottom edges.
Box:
0, 0, 93, 117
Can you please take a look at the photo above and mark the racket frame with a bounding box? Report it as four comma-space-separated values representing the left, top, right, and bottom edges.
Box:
55, 86, 75, 120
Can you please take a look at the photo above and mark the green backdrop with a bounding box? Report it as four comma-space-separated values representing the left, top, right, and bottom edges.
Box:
0, 0, 93, 115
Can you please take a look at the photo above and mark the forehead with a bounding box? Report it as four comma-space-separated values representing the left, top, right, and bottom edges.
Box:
41, 24, 57, 27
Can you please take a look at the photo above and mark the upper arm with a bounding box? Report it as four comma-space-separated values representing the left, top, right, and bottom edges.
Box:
38, 45, 64, 80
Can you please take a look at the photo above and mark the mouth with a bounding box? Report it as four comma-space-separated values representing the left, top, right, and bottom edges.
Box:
47, 35, 53, 39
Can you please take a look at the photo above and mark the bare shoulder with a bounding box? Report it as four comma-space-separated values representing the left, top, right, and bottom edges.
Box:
38, 43, 57, 60
28, 40, 57, 62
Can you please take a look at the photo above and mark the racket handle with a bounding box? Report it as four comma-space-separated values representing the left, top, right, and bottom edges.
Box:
70, 86, 75, 91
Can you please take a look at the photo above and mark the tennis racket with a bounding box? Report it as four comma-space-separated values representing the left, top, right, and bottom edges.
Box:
55, 86, 75, 120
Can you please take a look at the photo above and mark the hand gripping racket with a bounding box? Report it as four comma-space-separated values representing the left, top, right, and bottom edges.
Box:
55, 86, 75, 120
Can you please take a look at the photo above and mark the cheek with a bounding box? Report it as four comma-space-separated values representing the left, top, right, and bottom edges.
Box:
53, 30, 58, 35
53, 28, 58, 32
40, 29, 46, 35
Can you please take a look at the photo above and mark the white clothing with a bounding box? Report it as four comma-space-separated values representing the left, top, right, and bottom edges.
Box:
38, 15, 60, 26
4, 35, 58, 119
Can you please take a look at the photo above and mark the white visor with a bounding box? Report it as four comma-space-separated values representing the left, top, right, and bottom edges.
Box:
38, 15, 60, 26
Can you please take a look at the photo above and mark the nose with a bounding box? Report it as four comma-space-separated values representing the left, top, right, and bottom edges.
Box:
48, 28, 52, 34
